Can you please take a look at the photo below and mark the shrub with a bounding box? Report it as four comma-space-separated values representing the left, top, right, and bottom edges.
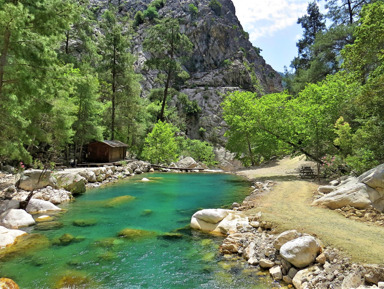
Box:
150, 0, 165, 10
177, 138, 216, 166
209, 0, 222, 16
134, 11, 144, 27
143, 6, 158, 20
189, 3, 198, 16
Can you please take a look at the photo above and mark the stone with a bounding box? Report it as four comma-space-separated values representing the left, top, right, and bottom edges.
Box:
318, 185, 336, 194
269, 266, 283, 281
273, 230, 300, 250
280, 236, 321, 268
0, 200, 19, 214
216, 212, 249, 235
36, 215, 53, 222
243, 241, 256, 260
316, 253, 326, 264
55, 172, 86, 195
378, 282, 384, 289
35, 221, 63, 231
288, 267, 298, 279
259, 259, 274, 269
312, 179, 376, 210
17, 169, 57, 191
363, 264, 384, 285
141, 178, 150, 182
0, 209, 35, 229
26, 199, 61, 214
342, 271, 363, 289
79, 170, 97, 183
0, 278, 19, 289
72, 219, 97, 227
250, 221, 260, 228
292, 268, 312, 289
0, 226, 27, 248
104, 195, 135, 207
117, 228, 156, 239
330, 180, 340, 186
283, 275, 293, 284
359, 163, 384, 194
176, 157, 198, 169
191, 209, 231, 224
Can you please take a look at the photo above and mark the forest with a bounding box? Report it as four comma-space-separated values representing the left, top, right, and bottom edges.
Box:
1, 0, 384, 176
224, 0, 384, 175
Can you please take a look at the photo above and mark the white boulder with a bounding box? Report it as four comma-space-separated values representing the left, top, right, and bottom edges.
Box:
273, 230, 300, 250
26, 199, 61, 213
280, 236, 321, 268
0, 209, 35, 229
0, 226, 27, 248
359, 163, 384, 193
55, 172, 86, 195
216, 212, 249, 235
176, 157, 198, 169
17, 169, 57, 191
192, 209, 231, 224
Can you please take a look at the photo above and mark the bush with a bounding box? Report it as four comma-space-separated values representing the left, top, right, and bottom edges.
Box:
177, 138, 216, 166
150, 0, 165, 10
189, 4, 198, 16
209, 0, 222, 16
143, 6, 158, 20
134, 11, 144, 27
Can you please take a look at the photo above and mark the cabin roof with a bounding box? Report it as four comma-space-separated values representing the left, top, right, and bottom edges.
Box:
90, 140, 128, 148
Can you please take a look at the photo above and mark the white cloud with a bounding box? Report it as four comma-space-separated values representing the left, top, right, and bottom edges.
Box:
232, 0, 309, 41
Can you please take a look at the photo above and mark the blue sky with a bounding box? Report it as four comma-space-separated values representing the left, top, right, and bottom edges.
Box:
232, 0, 326, 73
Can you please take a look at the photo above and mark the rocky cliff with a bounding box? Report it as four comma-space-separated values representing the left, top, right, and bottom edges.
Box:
93, 0, 282, 144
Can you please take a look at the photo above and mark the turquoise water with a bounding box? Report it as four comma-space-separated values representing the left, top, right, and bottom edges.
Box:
0, 173, 273, 288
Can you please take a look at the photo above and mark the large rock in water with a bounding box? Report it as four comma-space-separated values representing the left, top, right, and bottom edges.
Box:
26, 199, 61, 214
17, 169, 57, 191
0, 209, 35, 229
280, 236, 321, 268
190, 209, 248, 235
0, 226, 27, 248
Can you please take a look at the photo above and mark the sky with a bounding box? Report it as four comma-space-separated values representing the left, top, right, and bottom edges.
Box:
232, 0, 325, 73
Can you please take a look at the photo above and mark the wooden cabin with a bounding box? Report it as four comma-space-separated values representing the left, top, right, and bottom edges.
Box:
87, 140, 128, 163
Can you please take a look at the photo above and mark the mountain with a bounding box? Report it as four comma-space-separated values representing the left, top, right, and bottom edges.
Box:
92, 0, 282, 145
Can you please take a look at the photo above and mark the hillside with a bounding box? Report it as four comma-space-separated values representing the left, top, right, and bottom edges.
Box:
92, 0, 282, 143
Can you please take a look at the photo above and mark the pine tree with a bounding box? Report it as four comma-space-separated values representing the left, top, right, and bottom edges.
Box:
98, 6, 141, 142
143, 17, 193, 121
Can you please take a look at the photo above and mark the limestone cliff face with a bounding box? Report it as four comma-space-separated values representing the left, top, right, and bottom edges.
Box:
93, 0, 282, 144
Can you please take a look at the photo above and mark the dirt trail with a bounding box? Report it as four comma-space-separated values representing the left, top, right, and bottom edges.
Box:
238, 157, 384, 265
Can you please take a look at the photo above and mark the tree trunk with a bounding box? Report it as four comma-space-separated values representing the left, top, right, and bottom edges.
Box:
347, 0, 353, 24
159, 68, 172, 121
246, 134, 256, 166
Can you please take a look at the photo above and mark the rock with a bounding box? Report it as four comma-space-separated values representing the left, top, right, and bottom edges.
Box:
280, 236, 321, 268
379, 282, 384, 289
17, 169, 57, 191
72, 219, 97, 227
141, 178, 150, 182
0, 200, 19, 214
192, 209, 231, 224
342, 271, 363, 289
283, 275, 293, 284
26, 199, 61, 214
273, 230, 300, 250
79, 170, 97, 183
117, 228, 156, 239
104, 195, 135, 207
316, 253, 326, 264
330, 180, 340, 186
0, 278, 19, 289
259, 259, 274, 269
359, 163, 384, 194
176, 157, 198, 169
243, 242, 256, 260
55, 172, 86, 195
0, 209, 35, 229
216, 212, 249, 235
250, 221, 260, 228
36, 215, 53, 222
288, 267, 298, 279
269, 266, 283, 281
363, 264, 384, 285
35, 221, 63, 231
292, 268, 312, 289
0, 226, 27, 248
318, 185, 336, 194
312, 179, 376, 210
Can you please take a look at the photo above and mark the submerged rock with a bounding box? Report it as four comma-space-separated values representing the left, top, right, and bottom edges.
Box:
72, 218, 98, 227
34, 221, 63, 231
104, 195, 135, 207
26, 199, 61, 214
0, 278, 19, 289
55, 270, 93, 289
117, 228, 156, 240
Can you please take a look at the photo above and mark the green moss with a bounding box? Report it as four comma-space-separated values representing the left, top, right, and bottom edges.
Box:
117, 228, 156, 240
104, 195, 135, 207
72, 218, 98, 227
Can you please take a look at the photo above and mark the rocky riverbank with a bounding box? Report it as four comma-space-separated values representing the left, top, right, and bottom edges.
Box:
191, 159, 384, 289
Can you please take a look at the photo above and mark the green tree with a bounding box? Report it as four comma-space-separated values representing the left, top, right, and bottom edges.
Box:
142, 120, 178, 164
0, 0, 76, 163
143, 17, 193, 121
325, 0, 373, 25
98, 7, 141, 141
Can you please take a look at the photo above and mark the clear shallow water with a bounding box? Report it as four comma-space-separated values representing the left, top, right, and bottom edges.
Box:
0, 173, 273, 288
